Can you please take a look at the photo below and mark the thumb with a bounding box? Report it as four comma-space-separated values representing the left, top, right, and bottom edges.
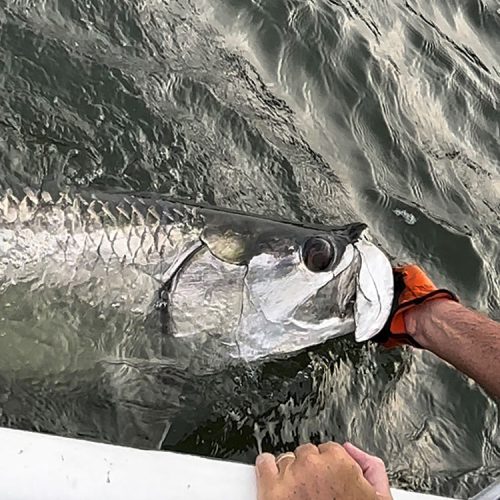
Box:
343, 443, 392, 499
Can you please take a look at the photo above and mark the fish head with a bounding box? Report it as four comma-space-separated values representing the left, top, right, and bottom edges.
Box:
168, 212, 393, 360
237, 222, 393, 352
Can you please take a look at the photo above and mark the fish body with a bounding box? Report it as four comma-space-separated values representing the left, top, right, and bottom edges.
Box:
0, 188, 393, 366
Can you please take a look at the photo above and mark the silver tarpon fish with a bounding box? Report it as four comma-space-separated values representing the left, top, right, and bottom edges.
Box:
0, 188, 393, 362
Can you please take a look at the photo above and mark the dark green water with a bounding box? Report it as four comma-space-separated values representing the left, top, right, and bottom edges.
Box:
0, 0, 499, 497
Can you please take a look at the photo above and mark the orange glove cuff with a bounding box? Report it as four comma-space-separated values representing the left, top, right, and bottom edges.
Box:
385, 265, 459, 346
390, 290, 458, 335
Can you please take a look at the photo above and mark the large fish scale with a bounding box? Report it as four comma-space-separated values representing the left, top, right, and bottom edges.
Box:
0, 189, 204, 311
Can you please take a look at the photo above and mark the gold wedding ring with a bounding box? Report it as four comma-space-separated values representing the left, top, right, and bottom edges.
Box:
275, 452, 296, 464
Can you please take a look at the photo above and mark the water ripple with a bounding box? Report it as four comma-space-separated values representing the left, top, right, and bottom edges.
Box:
0, 0, 498, 496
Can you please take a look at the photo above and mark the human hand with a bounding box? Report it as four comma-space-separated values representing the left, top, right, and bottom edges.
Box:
255, 442, 392, 500
343, 442, 392, 499
374, 264, 458, 348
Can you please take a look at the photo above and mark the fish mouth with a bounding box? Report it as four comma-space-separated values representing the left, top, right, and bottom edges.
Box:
352, 240, 394, 342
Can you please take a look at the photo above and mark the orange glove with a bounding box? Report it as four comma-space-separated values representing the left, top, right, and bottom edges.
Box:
375, 265, 459, 348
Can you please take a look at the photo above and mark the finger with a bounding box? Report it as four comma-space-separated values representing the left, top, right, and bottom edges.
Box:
294, 443, 319, 462
275, 452, 296, 475
343, 443, 391, 498
255, 453, 279, 487
343, 443, 380, 473
318, 441, 345, 457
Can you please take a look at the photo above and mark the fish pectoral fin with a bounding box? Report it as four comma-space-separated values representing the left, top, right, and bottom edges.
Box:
157, 240, 205, 306
154, 240, 206, 340
159, 240, 205, 287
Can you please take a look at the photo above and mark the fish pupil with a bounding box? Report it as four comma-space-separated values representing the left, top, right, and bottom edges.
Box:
302, 237, 335, 272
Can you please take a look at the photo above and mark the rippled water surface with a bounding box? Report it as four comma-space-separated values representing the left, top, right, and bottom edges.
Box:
0, 0, 499, 497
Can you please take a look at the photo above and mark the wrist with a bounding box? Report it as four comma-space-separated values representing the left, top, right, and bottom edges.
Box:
405, 299, 462, 349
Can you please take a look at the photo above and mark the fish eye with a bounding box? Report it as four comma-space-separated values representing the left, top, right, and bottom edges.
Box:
302, 237, 335, 272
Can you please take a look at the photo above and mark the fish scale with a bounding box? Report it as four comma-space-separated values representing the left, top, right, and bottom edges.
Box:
0, 190, 204, 308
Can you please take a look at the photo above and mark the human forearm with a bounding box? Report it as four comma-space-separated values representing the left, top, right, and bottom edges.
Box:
406, 300, 500, 399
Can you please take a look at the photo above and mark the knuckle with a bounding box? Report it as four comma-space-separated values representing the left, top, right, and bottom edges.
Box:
319, 441, 342, 453
329, 442, 344, 452
303, 443, 317, 452
296, 443, 318, 455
